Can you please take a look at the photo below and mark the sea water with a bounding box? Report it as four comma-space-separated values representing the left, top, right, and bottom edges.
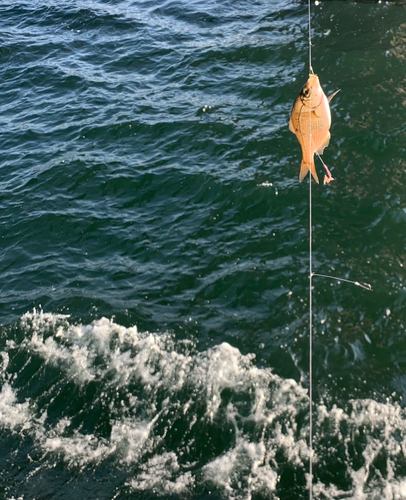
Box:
1, 1, 406, 499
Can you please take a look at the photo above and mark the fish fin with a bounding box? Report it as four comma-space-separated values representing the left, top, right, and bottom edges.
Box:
316, 132, 330, 155
289, 117, 295, 133
328, 89, 340, 103
310, 161, 320, 183
299, 160, 319, 184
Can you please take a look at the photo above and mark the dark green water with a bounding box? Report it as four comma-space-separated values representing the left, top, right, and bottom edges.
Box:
1, 1, 406, 499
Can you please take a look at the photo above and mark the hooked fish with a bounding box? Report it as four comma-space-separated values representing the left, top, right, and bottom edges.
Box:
289, 74, 339, 183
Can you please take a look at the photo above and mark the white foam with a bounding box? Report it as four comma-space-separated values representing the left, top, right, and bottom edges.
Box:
203, 438, 278, 498
0, 383, 31, 431
0, 351, 9, 375
41, 431, 111, 468
28, 331, 96, 383
2, 310, 406, 499
129, 452, 194, 495
111, 415, 160, 464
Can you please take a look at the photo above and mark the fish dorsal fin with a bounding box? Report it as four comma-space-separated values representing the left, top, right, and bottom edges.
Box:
316, 132, 330, 155
328, 89, 340, 103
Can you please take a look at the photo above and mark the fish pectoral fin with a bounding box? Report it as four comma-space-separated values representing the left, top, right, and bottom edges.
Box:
328, 89, 340, 103
289, 117, 295, 134
316, 132, 331, 155
313, 107, 322, 118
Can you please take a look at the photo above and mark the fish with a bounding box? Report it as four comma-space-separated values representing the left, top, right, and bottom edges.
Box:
289, 74, 339, 183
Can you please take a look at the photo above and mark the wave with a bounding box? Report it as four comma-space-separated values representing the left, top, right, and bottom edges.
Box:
0, 310, 405, 499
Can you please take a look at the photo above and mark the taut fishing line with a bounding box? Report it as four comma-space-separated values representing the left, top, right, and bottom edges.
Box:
305, 3, 372, 499
307, 1, 314, 498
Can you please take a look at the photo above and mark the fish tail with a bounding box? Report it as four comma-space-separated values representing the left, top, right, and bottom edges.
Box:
299, 160, 319, 184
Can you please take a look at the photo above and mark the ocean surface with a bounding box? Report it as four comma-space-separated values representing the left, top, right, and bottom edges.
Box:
1, 1, 406, 499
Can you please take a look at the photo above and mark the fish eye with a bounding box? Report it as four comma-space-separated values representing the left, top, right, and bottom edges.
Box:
302, 88, 310, 98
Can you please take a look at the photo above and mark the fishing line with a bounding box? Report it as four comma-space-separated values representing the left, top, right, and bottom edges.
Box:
308, 0, 314, 499
305, 2, 373, 498
305, 6, 371, 499
308, 155, 314, 500
308, 0, 313, 75
312, 273, 372, 291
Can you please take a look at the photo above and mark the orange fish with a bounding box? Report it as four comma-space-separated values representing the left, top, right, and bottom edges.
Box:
289, 74, 339, 183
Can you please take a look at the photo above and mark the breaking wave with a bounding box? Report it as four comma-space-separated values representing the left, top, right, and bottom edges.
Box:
1, 310, 405, 499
